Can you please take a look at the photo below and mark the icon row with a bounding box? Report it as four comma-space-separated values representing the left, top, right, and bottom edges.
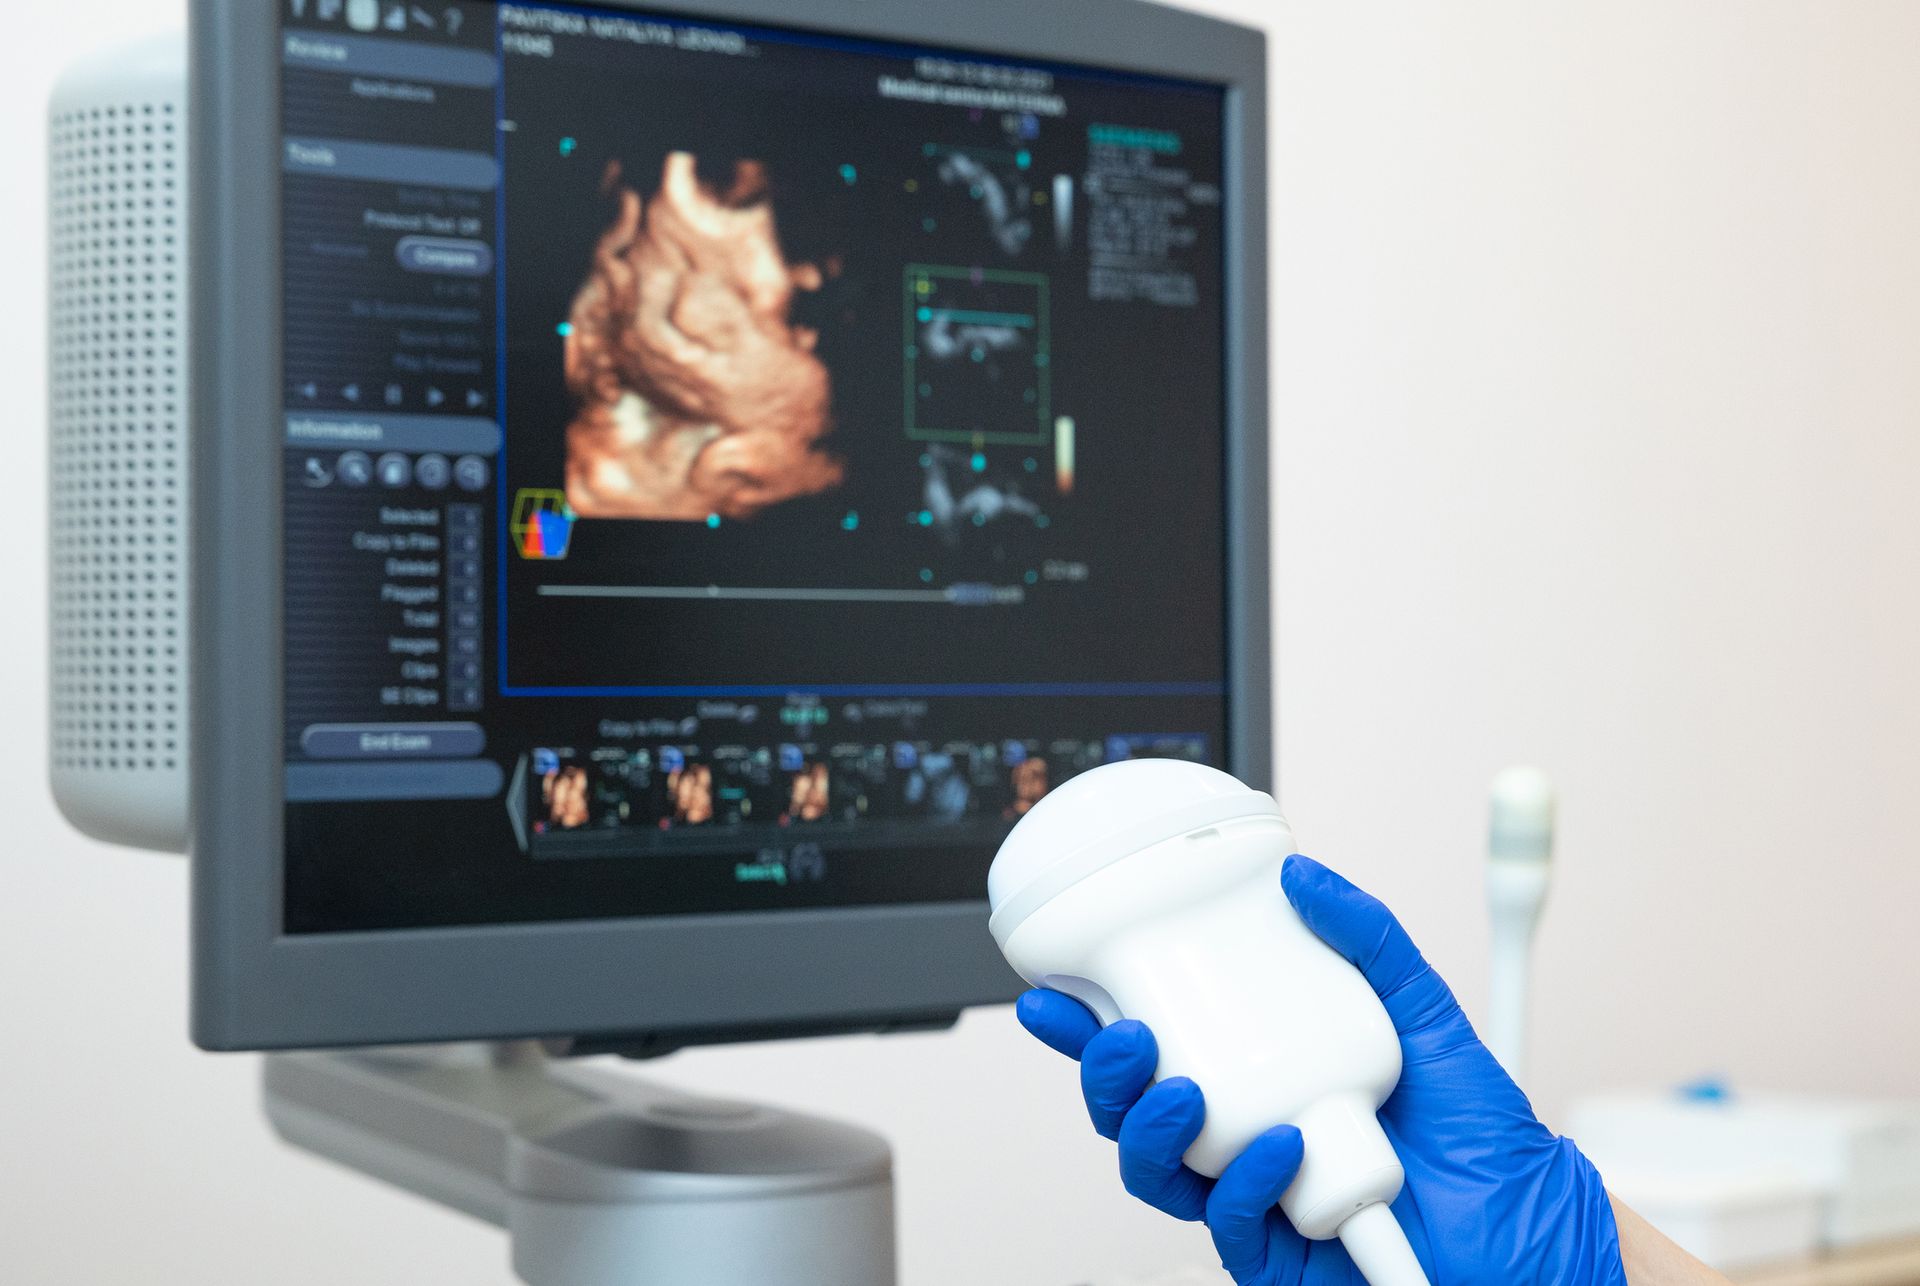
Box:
292, 1, 465, 37
295, 381, 487, 413
303, 451, 490, 493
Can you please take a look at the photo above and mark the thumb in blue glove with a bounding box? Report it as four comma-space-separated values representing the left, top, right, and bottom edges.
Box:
1017, 855, 1627, 1286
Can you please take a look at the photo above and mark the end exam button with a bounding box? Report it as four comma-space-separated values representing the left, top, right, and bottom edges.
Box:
301, 722, 487, 761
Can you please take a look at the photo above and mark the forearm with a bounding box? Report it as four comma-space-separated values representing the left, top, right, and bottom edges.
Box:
1612, 1196, 1733, 1286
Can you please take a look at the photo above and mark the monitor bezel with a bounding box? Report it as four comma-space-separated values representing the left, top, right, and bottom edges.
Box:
190, 0, 1270, 1051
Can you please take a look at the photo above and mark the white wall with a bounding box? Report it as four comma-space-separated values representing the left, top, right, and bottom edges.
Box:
4, 2, 1918, 1283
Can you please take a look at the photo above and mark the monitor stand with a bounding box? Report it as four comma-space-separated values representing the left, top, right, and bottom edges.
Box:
264, 1043, 897, 1286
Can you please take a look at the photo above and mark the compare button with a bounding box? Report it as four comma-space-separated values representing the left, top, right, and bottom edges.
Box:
397, 236, 494, 277
301, 722, 487, 761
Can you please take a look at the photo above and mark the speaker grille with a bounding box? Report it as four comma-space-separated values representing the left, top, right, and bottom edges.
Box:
48, 99, 186, 778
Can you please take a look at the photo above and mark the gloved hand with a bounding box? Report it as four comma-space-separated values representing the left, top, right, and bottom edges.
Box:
1018, 855, 1627, 1286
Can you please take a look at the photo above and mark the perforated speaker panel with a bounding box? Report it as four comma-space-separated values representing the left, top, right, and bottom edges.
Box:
48, 34, 191, 853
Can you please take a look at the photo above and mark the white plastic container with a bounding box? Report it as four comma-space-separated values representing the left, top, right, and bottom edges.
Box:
1571, 1092, 1920, 1253
1594, 1168, 1821, 1272
989, 761, 1429, 1286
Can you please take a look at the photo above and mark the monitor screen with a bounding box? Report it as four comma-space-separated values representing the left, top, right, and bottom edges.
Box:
278, 0, 1229, 936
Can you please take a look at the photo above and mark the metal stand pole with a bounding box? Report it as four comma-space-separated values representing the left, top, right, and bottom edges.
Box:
264, 1043, 897, 1286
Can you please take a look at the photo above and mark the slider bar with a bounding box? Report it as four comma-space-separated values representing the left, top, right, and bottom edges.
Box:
538, 586, 956, 604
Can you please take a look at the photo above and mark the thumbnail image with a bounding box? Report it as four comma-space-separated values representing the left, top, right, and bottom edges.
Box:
564, 154, 846, 523
1006, 756, 1051, 819
541, 764, 590, 831
784, 762, 831, 824
902, 751, 974, 823
669, 761, 716, 826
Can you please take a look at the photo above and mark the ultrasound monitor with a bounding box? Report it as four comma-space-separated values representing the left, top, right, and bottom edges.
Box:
57, 0, 1267, 1053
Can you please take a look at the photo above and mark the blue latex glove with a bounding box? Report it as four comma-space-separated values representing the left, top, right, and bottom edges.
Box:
1018, 855, 1626, 1286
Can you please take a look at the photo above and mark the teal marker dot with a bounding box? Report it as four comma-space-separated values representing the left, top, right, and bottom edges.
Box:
556, 322, 574, 338
840, 163, 858, 184
707, 514, 722, 529
1025, 570, 1039, 585
917, 306, 934, 323
917, 511, 935, 527
920, 568, 935, 583
923, 218, 938, 233
1017, 150, 1033, 169
971, 453, 987, 473
842, 512, 860, 531
920, 454, 934, 468
970, 185, 984, 200
919, 383, 933, 397
1024, 458, 1039, 473
924, 143, 938, 157
1036, 515, 1052, 529
972, 348, 987, 363
559, 137, 578, 156
973, 512, 989, 527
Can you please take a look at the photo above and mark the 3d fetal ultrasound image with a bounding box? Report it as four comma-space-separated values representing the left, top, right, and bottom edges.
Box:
561, 152, 850, 524
505, 42, 1090, 544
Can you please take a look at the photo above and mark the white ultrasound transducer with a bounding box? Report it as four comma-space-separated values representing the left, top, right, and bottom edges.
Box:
989, 761, 1431, 1286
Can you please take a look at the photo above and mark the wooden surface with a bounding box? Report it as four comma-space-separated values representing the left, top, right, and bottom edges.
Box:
1733, 1241, 1920, 1286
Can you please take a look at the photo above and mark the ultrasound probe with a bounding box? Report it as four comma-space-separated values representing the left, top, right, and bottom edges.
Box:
989, 763, 1433, 1286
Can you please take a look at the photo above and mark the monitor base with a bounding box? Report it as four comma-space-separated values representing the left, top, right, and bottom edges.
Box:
264, 1043, 897, 1286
